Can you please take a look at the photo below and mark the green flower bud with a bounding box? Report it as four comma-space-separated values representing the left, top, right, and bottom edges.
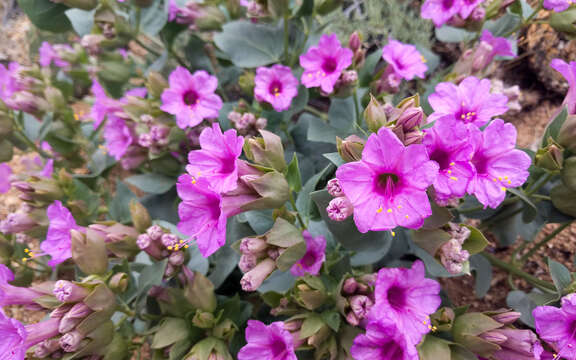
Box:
551, 183, 576, 217
245, 130, 287, 171
337, 135, 365, 162
192, 310, 216, 329
71, 229, 109, 275
364, 95, 387, 133
562, 156, 576, 191
536, 143, 564, 171
129, 199, 151, 233
147, 71, 168, 99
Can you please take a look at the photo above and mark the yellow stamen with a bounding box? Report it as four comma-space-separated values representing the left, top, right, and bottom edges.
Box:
387, 208, 392, 213
391, 231, 396, 237
449, 176, 458, 181
449, 162, 455, 166
501, 187, 506, 191
377, 207, 383, 213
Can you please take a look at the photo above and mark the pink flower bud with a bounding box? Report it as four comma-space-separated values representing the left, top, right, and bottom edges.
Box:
161, 233, 179, 248
492, 311, 521, 325
350, 295, 374, 320
60, 331, 84, 352
479, 330, 508, 344
470, 6, 485, 22
342, 277, 358, 295
267, 247, 280, 260
326, 196, 354, 221
164, 263, 177, 278
239, 237, 268, 254
326, 178, 344, 197
238, 254, 259, 273
346, 311, 360, 326
59, 302, 92, 333
169, 251, 185, 266
397, 107, 425, 131
34, 338, 61, 358
0, 212, 37, 233
53, 281, 89, 303
349, 31, 361, 52
255, 117, 267, 129
146, 225, 164, 241
240, 258, 276, 291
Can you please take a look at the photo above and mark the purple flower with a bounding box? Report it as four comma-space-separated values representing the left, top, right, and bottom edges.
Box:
254, 64, 299, 112
299, 34, 353, 94
335, 127, 439, 233
370, 261, 441, 343
89, 80, 122, 128
39, 42, 70, 68
467, 119, 531, 209
186, 123, 244, 193
160, 67, 222, 129
0, 265, 43, 306
459, 0, 485, 19
533, 293, 576, 360
350, 320, 419, 360
544, 0, 573, 12
421, 0, 463, 27
0, 163, 11, 194
238, 320, 297, 360
381, 40, 427, 81
551, 58, 576, 114
0, 311, 27, 360
423, 118, 476, 202
427, 76, 509, 127
290, 231, 326, 277
104, 115, 133, 161
0, 62, 21, 103
41, 200, 82, 266
177, 175, 227, 257
482, 328, 542, 360
478, 30, 516, 68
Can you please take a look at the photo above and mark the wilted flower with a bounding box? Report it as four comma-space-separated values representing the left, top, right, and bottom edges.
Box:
299, 33, 353, 94
42, 200, 83, 266
427, 76, 509, 127
290, 231, 326, 276
381, 40, 427, 81
160, 67, 223, 129
351, 320, 419, 360
238, 320, 297, 360
326, 178, 344, 197
254, 64, 299, 112
336, 127, 438, 232
186, 123, 244, 193
467, 119, 531, 209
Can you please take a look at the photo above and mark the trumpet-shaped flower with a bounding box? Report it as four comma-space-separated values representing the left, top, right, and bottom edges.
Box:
238, 320, 297, 360
254, 65, 298, 112
41, 201, 82, 266
381, 40, 427, 81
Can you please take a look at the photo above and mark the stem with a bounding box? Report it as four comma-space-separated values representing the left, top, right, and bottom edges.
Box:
526, 172, 554, 196
283, 14, 289, 63
289, 191, 307, 230
482, 252, 556, 293
304, 105, 328, 121
353, 88, 361, 127
520, 222, 573, 262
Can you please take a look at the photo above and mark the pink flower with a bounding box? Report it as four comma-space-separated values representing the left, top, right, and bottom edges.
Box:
335, 127, 439, 233
238, 320, 297, 360
39, 42, 71, 68
370, 261, 441, 344
41, 200, 82, 266
477, 30, 516, 69
0, 163, 11, 193
160, 67, 222, 129
254, 64, 299, 112
90, 80, 122, 129
421, 0, 463, 27
103, 115, 133, 161
186, 123, 244, 193
381, 40, 427, 81
299, 34, 353, 94
534, 293, 576, 360
423, 118, 476, 202
551, 58, 576, 114
467, 119, 531, 209
428, 76, 509, 127
177, 176, 227, 257
459, 0, 485, 19
0, 311, 27, 360
351, 320, 419, 360
0, 265, 43, 307
0, 62, 22, 103
290, 231, 326, 277
544, 0, 573, 12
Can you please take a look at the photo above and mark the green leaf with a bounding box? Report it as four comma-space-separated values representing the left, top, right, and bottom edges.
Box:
411, 229, 451, 256
125, 173, 176, 194
483, 13, 521, 37
418, 335, 452, 360
462, 225, 489, 255
307, 115, 340, 144
321, 310, 341, 332
422, 202, 453, 230
285, 153, 302, 192
0, 140, 14, 162
18, 0, 72, 32
548, 258, 572, 293
542, 107, 568, 146
435, 26, 475, 43
470, 254, 492, 298
151, 318, 189, 349
214, 20, 284, 67
506, 290, 536, 327
138, 259, 168, 297
276, 241, 306, 271
358, 50, 382, 87
507, 188, 538, 219
300, 314, 325, 339
329, 97, 355, 131
237, 210, 274, 235
137, 0, 169, 36
323, 152, 344, 167
66, 8, 94, 36
109, 181, 137, 223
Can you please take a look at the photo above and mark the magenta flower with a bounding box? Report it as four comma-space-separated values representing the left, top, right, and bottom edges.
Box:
421, 0, 463, 27
160, 67, 222, 129
427, 76, 509, 127
290, 231, 326, 277
0, 163, 11, 194
350, 320, 419, 360
544, 0, 573, 12
104, 115, 134, 161
39, 42, 70, 68
0, 265, 43, 307
89, 80, 123, 128
335, 127, 439, 233
370, 261, 441, 343
177, 175, 227, 257
467, 119, 531, 209
423, 118, 476, 202
0, 62, 21, 103
41, 200, 82, 267
238, 320, 297, 360
459, 0, 485, 19
479, 30, 516, 64
551, 58, 576, 114
299, 33, 353, 94
381, 40, 427, 81
254, 64, 299, 112
186, 123, 244, 193
0, 311, 27, 360
533, 293, 576, 360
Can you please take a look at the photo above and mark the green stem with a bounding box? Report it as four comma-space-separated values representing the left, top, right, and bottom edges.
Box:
520, 222, 573, 262
304, 105, 328, 121
283, 14, 290, 63
482, 252, 556, 293
88, 116, 107, 143
289, 191, 307, 230
353, 88, 361, 127
526, 172, 554, 196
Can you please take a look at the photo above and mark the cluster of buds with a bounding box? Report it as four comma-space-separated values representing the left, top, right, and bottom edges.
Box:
0, 203, 38, 234
168, 0, 225, 31
338, 275, 376, 327
348, 31, 365, 68
439, 223, 471, 274
326, 70, 359, 98
136, 115, 171, 154
237, 218, 306, 291
227, 111, 267, 136
325, 178, 354, 222
0, 63, 50, 117
364, 94, 425, 145
137, 224, 188, 278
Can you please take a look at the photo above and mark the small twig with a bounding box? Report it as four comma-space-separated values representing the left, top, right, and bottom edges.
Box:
520, 222, 573, 262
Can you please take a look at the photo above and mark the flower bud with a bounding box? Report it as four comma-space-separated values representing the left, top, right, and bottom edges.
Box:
59, 302, 93, 333
146, 225, 164, 241
558, 115, 576, 152
0, 212, 37, 234
212, 319, 237, 342
239, 237, 268, 254
349, 295, 374, 320
364, 95, 387, 132
130, 200, 151, 233
196, 6, 226, 31
326, 196, 354, 221
60, 330, 86, 352
137, 234, 163, 260
397, 106, 425, 131
168, 251, 185, 266
349, 31, 362, 53
562, 157, 576, 191
192, 310, 216, 329
238, 72, 255, 96
185, 337, 232, 360
238, 253, 259, 273
479, 330, 508, 344
44, 87, 66, 111
245, 130, 286, 171
342, 277, 358, 295
346, 311, 360, 326
337, 135, 365, 163
34, 339, 61, 358
53, 280, 89, 303
147, 71, 168, 99
109, 273, 129, 293
551, 183, 576, 217
240, 258, 276, 292
491, 311, 521, 325
536, 143, 564, 171
326, 178, 344, 197
71, 229, 108, 275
